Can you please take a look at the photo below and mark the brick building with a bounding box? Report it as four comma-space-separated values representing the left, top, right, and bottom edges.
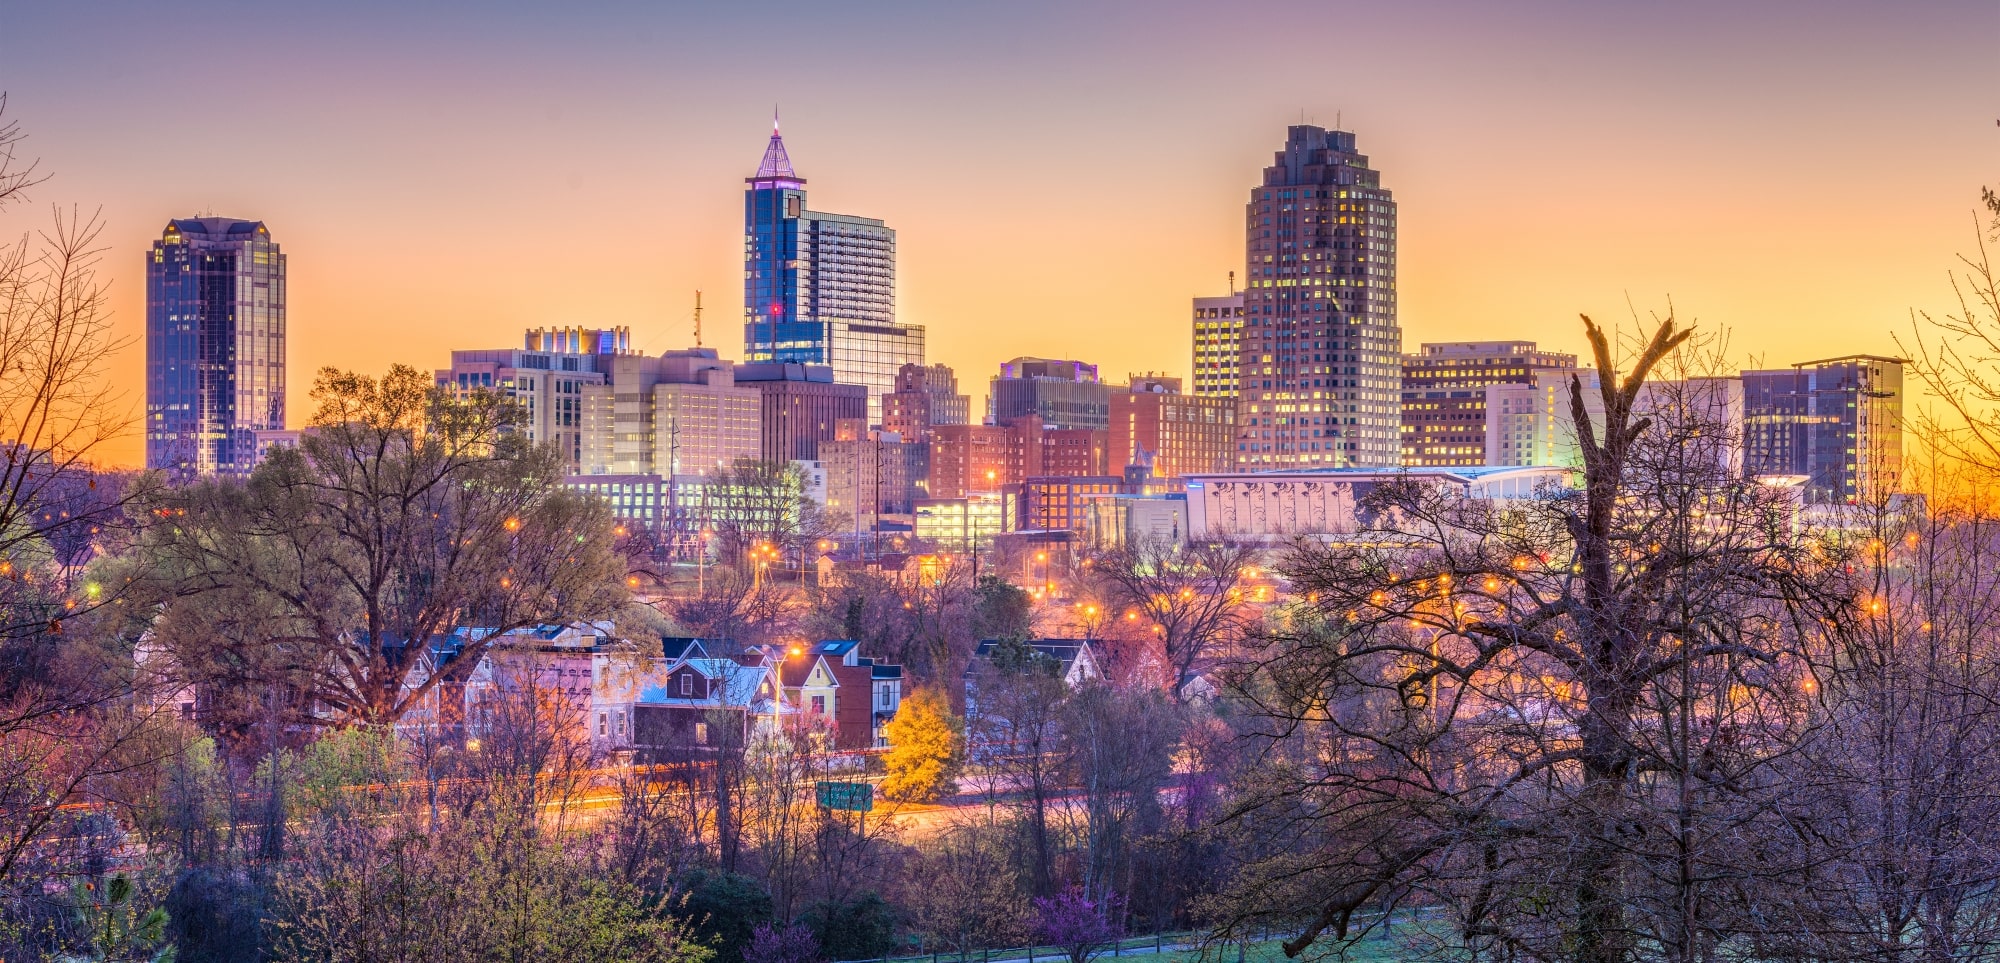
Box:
1110, 376, 1235, 478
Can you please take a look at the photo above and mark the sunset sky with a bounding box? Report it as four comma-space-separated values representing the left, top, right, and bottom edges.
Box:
3, 0, 1993, 468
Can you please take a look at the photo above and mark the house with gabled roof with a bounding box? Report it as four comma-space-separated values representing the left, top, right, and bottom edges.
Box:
763, 640, 906, 750
968, 638, 1103, 689
593, 649, 789, 757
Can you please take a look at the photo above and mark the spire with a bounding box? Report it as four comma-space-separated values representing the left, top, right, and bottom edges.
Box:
752, 108, 799, 183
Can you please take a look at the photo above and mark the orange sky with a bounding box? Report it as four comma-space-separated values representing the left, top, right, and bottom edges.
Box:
3, 1, 1993, 468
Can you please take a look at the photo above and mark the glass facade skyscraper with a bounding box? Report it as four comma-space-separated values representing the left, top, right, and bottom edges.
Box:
146, 217, 285, 479
1236, 126, 1400, 468
742, 120, 922, 422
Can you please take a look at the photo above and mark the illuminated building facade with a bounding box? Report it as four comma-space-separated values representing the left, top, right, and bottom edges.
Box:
882, 362, 970, 441
1192, 293, 1244, 398
742, 120, 922, 421
989, 357, 1110, 431
1743, 356, 1904, 504
440, 327, 624, 474
1237, 126, 1400, 468
1401, 341, 1576, 467
1111, 376, 1236, 478
146, 217, 285, 478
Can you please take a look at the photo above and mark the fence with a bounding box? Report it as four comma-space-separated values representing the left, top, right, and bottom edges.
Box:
834, 927, 1279, 963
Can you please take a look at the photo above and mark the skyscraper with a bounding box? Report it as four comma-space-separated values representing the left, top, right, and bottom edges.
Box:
1191, 292, 1244, 398
742, 119, 922, 422
146, 217, 285, 479
1236, 126, 1400, 468
1743, 356, 1904, 504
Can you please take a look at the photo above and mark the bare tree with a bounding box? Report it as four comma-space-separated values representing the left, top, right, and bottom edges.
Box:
1210, 316, 1850, 963
1092, 539, 1256, 700
0, 95, 175, 897
966, 644, 1073, 898
1737, 469, 2000, 961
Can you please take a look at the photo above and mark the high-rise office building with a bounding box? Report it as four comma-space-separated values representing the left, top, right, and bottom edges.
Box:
742, 120, 923, 421
1192, 293, 1245, 398
1236, 126, 1400, 468
1401, 341, 1576, 467
1743, 356, 1904, 504
439, 327, 625, 474
146, 218, 286, 478
989, 357, 1110, 431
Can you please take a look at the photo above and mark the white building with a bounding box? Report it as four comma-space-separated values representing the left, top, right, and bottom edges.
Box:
1486, 370, 1743, 476
1183, 465, 1577, 541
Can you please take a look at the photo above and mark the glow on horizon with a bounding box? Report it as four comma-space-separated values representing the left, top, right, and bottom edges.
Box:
0, 0, 1991, 468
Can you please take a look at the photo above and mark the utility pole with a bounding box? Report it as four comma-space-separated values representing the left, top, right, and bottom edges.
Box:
666, 413, 682, 561
872, 435, 884, 562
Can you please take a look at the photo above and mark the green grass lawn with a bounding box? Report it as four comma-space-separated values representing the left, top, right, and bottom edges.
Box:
1097, 929, 1412, 963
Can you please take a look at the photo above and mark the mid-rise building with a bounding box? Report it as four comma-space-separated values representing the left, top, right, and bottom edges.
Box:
1192, 292, 1245, 398
881, 362, 970, 441
742, 120, 922, 421
822, 420, 931, 528
1017, 476, 1125, 532
1486, 370, 1745, 477
1110, 376, 1236, 478
735, 362, 869, 463
1237, 126, 1401, 469
929, 424, 1015, 499
929, 416, 1109, 499
440, 327, 625, 474
1743, 356, 1904, 504
1486, 368, 1593, 468
990, 357, 1110, 431
577, 347, 761, 478
912, 493, 1014, 551
1401, 341, 1577, 467
146, 217, 286, 478
1185, 465, 1576, 540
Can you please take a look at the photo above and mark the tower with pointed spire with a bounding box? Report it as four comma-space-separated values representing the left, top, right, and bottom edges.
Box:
742, 116, 921, 423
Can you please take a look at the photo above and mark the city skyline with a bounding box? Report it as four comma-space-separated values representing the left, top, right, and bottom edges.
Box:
3, 0, 1991, 468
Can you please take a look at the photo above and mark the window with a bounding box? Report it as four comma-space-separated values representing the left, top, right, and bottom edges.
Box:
811, 695, 826, 715
695, 722, 709, 745
616, 711, 626, 737
598, 713, 608, 737
680, 674, 693, 696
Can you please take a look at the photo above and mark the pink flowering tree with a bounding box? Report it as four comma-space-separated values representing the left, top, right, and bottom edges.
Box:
1032, 887, 1126, 963
743, 922, 820, 963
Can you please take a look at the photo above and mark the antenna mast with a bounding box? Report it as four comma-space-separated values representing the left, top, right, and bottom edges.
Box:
693, 290, 703, 347
1228, 270, 1236, 295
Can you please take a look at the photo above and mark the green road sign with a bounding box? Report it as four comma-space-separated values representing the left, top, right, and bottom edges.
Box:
816, 780, 874, 812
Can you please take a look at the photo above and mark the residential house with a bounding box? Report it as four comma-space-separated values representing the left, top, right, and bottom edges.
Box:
772, 640, 907, 750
